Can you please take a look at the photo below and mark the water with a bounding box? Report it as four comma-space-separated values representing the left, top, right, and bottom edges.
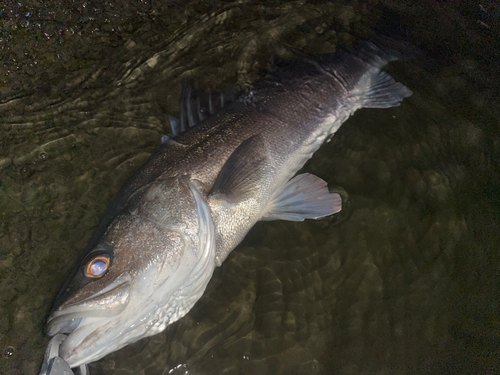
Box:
0, 1, 498, 374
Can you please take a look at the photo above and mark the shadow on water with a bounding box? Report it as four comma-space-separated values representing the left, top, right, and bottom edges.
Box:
0, 0, 499, 374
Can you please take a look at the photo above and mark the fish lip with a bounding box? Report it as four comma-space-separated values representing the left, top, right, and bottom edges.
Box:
46, 274, 131, 336
44, 274, 135, 368
58, 317, 125, 368
57, 306, 144, 368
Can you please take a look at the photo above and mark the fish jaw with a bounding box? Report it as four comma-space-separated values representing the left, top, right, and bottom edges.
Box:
44, 179, 217, 368
46, 237, 207, 369
45, 273, 134, 367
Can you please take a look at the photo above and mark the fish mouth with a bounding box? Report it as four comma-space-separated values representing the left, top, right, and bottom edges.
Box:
46, 274, 132, 368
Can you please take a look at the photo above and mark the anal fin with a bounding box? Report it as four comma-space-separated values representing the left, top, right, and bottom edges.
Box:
261, 173, 341, 221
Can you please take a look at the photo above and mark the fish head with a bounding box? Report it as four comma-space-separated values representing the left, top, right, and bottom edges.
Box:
45, 178, 216, 368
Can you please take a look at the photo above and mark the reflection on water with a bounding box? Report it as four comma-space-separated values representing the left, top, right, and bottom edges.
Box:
0, 1, 498, 374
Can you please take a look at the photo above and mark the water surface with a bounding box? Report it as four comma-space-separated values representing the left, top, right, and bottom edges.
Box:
0, 1, 498, 374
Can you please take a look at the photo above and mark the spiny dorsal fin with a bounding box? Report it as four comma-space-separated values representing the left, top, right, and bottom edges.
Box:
169, 83, 236, 137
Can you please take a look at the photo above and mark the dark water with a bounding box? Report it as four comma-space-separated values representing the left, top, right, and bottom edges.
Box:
1, 1, 499, 374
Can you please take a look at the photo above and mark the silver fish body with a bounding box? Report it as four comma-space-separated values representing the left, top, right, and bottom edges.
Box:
43, 43, 412, 369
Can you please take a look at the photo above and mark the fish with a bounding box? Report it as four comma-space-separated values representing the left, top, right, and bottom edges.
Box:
41, 42, 412, 371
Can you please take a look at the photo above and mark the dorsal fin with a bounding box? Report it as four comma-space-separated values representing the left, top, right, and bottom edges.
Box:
169, 83, 236, 137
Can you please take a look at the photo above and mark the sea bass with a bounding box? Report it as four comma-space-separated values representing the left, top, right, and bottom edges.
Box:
40, 43, 411, 372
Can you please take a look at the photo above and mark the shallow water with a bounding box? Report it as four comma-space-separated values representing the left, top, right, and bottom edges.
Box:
0, 1, 499, 374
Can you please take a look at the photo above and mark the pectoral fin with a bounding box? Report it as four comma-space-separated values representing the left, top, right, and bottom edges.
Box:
210, 134, 270, 203
261, 173, 341, 221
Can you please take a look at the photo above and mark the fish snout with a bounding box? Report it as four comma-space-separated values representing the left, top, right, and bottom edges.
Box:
46, 274, 131, 336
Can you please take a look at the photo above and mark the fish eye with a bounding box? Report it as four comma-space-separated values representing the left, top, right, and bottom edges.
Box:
84, 255, 110, 278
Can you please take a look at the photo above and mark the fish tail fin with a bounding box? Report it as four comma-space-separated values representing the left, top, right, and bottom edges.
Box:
346, 42, 412, 108
361, 70, 412, 108
318, 42, 412, 109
